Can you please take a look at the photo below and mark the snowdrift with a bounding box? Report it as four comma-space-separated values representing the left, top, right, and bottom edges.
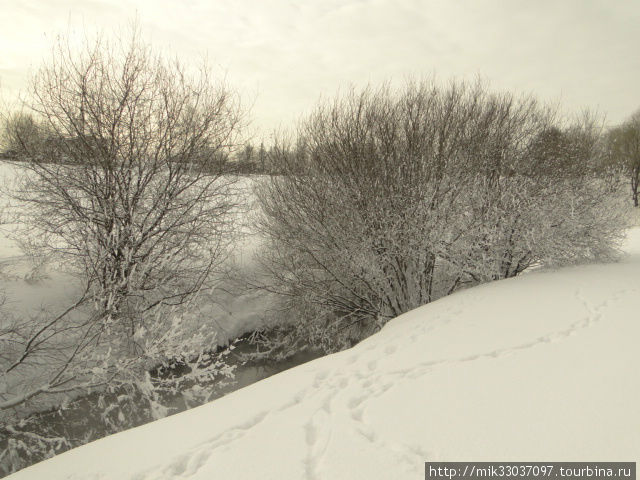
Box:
8, 230, 640, 480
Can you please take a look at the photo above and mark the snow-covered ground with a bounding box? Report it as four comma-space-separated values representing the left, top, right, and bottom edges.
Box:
7, 226, 640, 479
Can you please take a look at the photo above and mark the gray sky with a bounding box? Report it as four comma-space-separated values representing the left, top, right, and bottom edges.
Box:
1, 0, 639, 139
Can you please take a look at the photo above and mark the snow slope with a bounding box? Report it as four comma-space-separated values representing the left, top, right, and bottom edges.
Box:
8, 230, 640, 480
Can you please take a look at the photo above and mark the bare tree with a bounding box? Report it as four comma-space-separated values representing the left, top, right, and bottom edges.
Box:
0, 27, 244, 415
607, 110, 640, 207
254, 79, 626, 352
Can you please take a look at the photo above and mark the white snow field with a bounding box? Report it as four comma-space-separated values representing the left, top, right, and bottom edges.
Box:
7, 229, 640, 480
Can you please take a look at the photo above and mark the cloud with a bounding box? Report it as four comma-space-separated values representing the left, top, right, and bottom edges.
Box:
1, 0, 639, 133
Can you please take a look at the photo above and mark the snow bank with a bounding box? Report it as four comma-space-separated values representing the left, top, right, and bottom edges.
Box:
8, 230, 640, 480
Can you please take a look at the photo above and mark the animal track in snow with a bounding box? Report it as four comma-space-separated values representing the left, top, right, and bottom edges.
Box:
304, 408, 332, 480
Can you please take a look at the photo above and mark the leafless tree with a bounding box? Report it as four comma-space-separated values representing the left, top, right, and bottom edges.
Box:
607, 110, 640, 207
254, 79, 626, 352
1, 112, 48, 159
0, 27, 244, 418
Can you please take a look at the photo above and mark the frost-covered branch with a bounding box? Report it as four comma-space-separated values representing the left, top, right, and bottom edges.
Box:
254, 79, 628, 352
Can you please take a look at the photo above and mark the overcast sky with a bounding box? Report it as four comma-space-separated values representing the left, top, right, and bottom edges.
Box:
1, 0, 639, 139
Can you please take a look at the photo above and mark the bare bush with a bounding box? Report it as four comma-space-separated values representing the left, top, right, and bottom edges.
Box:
254, 80, 627, 352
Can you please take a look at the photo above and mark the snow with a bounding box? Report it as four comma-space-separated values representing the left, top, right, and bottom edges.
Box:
6, 228, 640, 479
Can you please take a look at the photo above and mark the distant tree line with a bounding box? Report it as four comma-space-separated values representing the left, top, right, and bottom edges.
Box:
1, 116, 284, 176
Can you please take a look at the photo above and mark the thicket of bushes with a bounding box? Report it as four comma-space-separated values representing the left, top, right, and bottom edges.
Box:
254, 80, 627, 352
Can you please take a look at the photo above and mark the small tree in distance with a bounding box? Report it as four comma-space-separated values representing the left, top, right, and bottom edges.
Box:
254, 79, 627, 352
1, 112, 48, 159
607, 110, 640, 207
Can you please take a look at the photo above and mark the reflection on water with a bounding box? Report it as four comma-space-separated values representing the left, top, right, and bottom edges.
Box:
223, 346, 322, 395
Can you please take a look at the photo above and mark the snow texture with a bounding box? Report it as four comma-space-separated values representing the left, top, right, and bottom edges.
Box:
6, 229, 640, 480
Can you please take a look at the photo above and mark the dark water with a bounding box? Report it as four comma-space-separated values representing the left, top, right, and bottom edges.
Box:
0, 336, 323, 477
220, 343, 322, 394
